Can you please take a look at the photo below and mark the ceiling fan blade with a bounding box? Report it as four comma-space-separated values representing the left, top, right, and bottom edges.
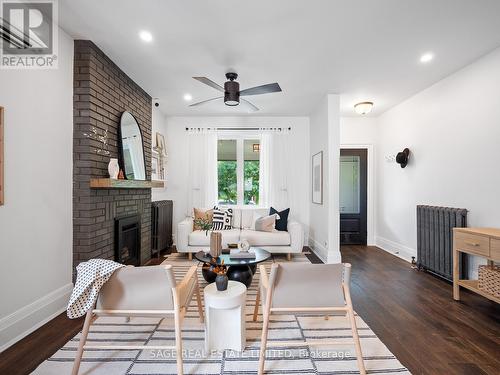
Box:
239, 82, 282, 96
189, 96, 223, 107
193, 77, 224, 92
240, 98, 259, 112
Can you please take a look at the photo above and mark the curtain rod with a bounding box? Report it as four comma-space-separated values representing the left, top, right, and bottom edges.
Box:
185, 127, 291, 131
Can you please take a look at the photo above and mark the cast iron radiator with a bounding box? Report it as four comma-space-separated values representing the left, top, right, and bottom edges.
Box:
151, 200, 173, 257
416, 205, 468, 281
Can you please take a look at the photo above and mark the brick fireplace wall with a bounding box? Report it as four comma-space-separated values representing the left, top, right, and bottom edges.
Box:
73, 40, 152, 273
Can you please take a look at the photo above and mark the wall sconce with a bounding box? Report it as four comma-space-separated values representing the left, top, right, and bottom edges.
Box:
253, 143, 260, 152
396, 148, 410, 168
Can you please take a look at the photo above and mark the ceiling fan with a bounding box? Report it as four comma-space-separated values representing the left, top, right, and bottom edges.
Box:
189, 72, 282, 111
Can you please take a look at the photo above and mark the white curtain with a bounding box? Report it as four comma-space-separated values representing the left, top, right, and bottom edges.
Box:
259, 128, 292, 210
187, 129, 218, 211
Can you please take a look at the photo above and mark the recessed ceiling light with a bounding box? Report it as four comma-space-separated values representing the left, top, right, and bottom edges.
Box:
139, 30, 153, 43
354, 101, 374, 115
183, 93, 192, 101
420, 52, 434, 63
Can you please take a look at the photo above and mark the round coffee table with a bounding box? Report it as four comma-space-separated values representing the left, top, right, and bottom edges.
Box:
194, 248, 271, 287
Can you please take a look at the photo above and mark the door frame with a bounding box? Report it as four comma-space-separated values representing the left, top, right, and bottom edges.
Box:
339, 144, 374, 245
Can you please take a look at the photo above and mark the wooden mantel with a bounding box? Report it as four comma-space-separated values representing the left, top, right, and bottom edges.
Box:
90, 178, 165, 189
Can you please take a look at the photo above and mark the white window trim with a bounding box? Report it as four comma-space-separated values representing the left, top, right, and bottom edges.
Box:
217, 132, 261, 206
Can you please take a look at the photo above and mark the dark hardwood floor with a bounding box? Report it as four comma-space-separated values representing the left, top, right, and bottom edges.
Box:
0, 246, 498, 374
341, 245, 500, 375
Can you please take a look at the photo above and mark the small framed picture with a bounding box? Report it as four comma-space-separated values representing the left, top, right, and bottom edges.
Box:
155, 132, 167, 156
312, 151, 323, 204
151, 152, 159, 180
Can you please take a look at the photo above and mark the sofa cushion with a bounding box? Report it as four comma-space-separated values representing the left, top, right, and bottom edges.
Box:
189, 229, 240, 247
255, 214, 280, 232
241, 208, 269, 229
212, 207, 233, 230
240, 229, 291, 246
193, 208, 213, 230
270, 207, 290, 231
231, 208, 242, 229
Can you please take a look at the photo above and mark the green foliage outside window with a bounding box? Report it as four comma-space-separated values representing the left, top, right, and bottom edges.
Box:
218, 160, 259, 205
218, 161, 237, 204
244, 160, 259, 204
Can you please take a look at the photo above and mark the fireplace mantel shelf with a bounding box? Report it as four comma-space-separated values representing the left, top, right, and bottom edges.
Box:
90, 178, 165, 189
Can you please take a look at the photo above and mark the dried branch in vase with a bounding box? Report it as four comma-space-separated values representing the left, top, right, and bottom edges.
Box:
83, 127, 110, 155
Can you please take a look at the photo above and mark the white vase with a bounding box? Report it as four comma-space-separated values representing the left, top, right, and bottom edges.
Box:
108, 158, 119, 179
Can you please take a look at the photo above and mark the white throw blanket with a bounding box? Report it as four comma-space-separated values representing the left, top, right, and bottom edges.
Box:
67, 259, 125, 319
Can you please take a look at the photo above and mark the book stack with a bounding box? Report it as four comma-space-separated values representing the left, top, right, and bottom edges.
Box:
229, 249, 256, 259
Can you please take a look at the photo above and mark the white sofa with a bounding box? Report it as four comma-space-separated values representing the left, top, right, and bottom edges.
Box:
177, 208, 304, 259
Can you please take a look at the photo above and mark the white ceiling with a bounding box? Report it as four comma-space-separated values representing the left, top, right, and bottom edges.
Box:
58, 0, 500, 117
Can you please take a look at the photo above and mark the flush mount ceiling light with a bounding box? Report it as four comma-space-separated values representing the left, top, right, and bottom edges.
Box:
183, 93, 192, 101
420, 52, 434, 63
139, 30, 153, 42
354, 101, 373, 115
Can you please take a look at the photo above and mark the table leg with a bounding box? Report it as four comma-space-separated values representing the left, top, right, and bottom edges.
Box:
453, 248, 460, 301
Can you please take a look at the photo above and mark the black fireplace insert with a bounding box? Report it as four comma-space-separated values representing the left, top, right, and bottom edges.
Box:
115, 214, 141, 265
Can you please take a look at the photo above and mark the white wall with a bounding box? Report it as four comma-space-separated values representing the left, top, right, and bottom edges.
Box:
0, 29, 74, 351
152, 115, 310, 244
340, 117, 378, 145
376, 47, 500, 274
309, 94, 341, 263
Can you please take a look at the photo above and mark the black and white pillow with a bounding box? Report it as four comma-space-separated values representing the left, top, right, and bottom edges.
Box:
212, 207, 233, 230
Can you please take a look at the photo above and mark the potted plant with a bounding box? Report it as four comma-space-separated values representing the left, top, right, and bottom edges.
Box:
203, 257, 228, 291
193, 215, 212, 235
194, 215, 222, 257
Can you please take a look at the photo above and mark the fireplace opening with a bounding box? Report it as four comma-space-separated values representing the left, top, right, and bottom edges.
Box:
115, 214, 141, 265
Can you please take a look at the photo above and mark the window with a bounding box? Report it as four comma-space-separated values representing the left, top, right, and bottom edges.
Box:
339, 155, 360, 214
244, 139, 260, 204
217, 137, 260, 205
217, 140, 237, 205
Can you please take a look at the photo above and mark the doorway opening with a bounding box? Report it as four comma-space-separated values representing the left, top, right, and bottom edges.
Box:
340, 149, 367, 245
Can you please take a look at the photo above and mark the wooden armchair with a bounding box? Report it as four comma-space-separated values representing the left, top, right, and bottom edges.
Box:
71, 264, 204, 375
253, 263, 366, 375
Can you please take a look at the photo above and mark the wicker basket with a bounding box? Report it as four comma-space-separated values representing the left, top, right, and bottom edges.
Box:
478, 265, 500, 298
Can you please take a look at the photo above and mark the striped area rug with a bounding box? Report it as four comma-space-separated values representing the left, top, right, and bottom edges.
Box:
34, 253, 410, 374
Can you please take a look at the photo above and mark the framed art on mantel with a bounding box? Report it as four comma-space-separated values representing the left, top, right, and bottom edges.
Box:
0, 106, 4, 205
312, 151, 323, 204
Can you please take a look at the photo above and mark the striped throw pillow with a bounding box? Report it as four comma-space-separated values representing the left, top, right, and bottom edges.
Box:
212, 207, 233, 230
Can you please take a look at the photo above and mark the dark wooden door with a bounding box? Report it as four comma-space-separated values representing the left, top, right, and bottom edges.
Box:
340, 149, 367, 245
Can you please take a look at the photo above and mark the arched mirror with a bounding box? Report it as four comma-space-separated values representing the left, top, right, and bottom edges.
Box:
119, 111, 146, 180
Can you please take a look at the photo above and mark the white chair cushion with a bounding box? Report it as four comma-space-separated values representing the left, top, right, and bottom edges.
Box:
189, 229, 241, 247
240, 229, 291, 246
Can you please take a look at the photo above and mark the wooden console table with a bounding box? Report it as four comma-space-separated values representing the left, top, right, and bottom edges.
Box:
453, 227, 500, 303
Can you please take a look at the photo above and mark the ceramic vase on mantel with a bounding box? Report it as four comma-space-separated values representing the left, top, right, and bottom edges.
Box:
108, 158, 119, 179
210, 232, 222, 258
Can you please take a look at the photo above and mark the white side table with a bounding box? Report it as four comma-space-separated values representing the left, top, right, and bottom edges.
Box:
204, 280, 247, 351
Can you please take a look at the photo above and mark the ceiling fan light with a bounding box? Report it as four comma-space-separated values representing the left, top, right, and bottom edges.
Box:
354, 101, 374, 115
224, 79, 240, 106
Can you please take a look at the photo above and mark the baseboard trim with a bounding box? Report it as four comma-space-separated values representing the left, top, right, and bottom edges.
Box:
375, 236, 414, 263
308, 237, 328, 263
0, 283, 73, 352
